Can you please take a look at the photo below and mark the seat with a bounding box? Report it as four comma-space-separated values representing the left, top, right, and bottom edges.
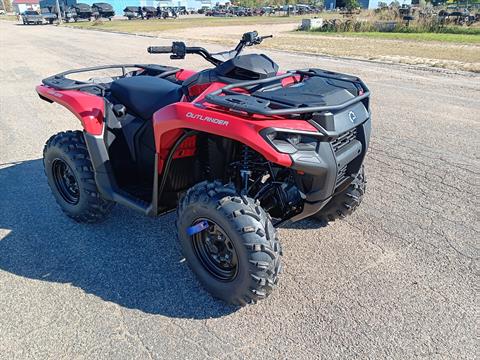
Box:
110, 76, 183, 120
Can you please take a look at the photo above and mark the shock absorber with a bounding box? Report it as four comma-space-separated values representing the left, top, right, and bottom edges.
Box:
198, 136, 212, 180
240, 145, 253, 194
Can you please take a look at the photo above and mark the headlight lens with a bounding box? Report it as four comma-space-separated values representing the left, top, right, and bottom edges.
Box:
265, 131, 318, 154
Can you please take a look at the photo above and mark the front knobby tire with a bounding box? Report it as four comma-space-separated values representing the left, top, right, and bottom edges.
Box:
43, 130, 114, 223
313, 165, 366, 223
176, 181, 282, 306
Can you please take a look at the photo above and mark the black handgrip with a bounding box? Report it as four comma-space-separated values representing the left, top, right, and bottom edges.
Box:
147, 46, 173, 54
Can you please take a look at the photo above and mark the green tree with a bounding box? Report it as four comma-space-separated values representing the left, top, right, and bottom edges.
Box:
0, 0, 12, 12
344, 0, 360, 9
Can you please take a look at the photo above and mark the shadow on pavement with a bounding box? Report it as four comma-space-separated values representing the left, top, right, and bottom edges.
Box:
280, 218, 327, 230
0, 159, 236, 319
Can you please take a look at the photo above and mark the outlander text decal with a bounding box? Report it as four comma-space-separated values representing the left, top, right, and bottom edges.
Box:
186, 112, 229, 126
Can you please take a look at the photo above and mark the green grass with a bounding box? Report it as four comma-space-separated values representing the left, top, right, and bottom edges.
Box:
0, 15, 19, 21
304, 31, 480, 44
65, 15, 308, 33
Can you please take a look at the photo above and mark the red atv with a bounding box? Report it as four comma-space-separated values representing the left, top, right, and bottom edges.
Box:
37, 32, 371, 305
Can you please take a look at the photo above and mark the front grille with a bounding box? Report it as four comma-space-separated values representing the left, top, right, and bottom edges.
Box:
332, 127, 359, 188
336, 165, 348, 187
331, 128, 357, 153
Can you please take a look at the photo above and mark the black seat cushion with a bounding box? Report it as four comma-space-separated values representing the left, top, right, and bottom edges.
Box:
110, 76, 183, 119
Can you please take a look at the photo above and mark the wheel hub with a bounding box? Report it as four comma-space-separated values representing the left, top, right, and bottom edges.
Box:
191, 219, 238, 281
52, 159, 80, 205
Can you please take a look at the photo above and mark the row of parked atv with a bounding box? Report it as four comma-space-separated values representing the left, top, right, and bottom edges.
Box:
123, 6, 179, 20
29, 2, 115, 24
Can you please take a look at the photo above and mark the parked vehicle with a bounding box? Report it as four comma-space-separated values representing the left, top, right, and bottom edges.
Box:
142, 6, 156, 19
123, 6, 141, 20
175, 6, 187, 15
22, 10, 44, 24
231, 6, 251, 16
36, 32, 371, 305
261, 6, 275, 15
92, 2, 114, 20
40, 7, 57, 24
72, 3, 93, 21
157, 7, 177, 19
63, 6, 77, 22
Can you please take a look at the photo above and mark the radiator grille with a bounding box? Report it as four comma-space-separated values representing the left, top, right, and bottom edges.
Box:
336, 165, 348, 187
331, 128, 357, 153
332, 127, 359, 188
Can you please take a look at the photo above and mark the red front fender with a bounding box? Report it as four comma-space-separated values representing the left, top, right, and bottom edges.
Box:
153, 102, 319, 169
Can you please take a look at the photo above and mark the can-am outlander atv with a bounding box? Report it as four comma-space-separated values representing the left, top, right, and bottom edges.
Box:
37, 32, 371, 305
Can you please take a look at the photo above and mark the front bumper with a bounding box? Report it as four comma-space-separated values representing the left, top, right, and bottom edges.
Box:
264, 102, 372, 222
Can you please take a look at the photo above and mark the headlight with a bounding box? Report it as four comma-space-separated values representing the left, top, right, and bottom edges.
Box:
263, 130, 318, 154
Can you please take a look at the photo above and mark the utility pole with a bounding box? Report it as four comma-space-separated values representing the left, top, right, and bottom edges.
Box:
55, 0, 62, 24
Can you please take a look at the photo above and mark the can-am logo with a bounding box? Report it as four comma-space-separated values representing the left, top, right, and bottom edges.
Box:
348, 111, 357, 123
186, 112, 229, 126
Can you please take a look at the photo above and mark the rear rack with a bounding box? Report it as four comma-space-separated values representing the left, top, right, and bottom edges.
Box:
41, 64, 179, 95
204, 68, 370, 116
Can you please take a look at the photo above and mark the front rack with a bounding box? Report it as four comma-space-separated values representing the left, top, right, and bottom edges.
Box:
41, 64, 179, 95
204, 68, 370, 116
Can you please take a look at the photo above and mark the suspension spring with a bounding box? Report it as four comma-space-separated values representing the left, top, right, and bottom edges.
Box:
198, 136, 211, 180
240, 145, 253, 194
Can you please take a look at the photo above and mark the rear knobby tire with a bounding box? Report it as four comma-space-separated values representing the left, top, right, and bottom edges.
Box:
43, 130, 114, 223
176, 181, 282, 306
313, 165, 366, 223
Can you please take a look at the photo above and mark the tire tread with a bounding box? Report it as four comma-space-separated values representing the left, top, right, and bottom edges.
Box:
176, 180, 282, 305
43, 131, 114, 223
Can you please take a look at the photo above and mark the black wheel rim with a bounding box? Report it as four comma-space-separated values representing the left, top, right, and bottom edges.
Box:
52, 158, 80, 205
191, 218, 238, 282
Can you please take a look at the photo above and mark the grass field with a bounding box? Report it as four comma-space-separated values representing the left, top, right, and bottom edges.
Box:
305, 31, 480, 44
0, 15, 18, 21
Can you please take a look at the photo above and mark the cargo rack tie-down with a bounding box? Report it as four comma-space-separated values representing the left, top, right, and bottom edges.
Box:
203, 68, 370, 116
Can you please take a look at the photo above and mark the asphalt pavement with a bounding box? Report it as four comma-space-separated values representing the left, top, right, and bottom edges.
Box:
0, 21, 479, 359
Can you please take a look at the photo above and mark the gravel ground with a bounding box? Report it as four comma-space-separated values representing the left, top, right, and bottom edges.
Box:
0, 22, 479, 359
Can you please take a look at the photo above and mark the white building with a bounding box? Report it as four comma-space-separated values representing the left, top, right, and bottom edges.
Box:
13, 0, 40, 13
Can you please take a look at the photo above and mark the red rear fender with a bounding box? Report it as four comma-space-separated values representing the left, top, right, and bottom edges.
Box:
36, 85, 105, 135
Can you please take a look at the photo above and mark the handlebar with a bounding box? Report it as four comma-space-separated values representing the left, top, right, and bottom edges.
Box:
147, 31, 272, 66
147, 46, 173, 54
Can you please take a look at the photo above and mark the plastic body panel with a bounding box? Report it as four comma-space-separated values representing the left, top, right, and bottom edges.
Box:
153, 107, 320, 173
36, 85, 105, 135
